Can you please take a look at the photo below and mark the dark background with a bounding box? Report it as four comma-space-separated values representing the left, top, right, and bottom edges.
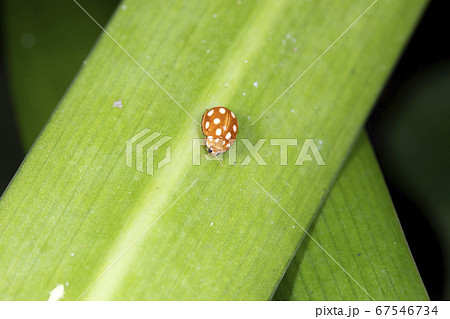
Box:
367, 0, 449, 300
0, 0, 448, 300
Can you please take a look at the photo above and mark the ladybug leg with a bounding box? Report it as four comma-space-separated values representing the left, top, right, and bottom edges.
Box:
216, 156, 224, 167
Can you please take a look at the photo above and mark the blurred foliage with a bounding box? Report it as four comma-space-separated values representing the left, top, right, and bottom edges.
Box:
377, 61, 450, 298
1, 0, 119, 150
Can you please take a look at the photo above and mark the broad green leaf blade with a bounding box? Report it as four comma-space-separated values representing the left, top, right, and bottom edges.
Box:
0, 0, 426, 300
273, 133, 429, 300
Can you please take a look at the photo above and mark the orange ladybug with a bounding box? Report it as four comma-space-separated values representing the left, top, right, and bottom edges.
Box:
201, 106, 238, 156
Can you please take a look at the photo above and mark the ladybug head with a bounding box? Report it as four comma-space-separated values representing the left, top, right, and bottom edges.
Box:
205, 137, 224, 156
207, 147, 222, 156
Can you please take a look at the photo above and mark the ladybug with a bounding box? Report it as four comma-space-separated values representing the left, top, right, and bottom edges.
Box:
201, 106, 238, 156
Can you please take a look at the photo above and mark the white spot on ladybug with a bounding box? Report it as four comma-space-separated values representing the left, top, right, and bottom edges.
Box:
222, 140, 226, 145
213, 118, 220, 124
205, 121, 210, 129
216, 128, 222, 135
215, 138, 220, 143
225, 132, 231, 140
207, 109, 214, 116
233, 125, 237, 132
231, 112, 235, 118
207, 136, 213, 141
219, 108, 226, 114
226, 143, 230, 148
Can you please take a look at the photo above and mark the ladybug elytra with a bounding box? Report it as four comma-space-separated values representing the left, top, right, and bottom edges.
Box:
201, 106, 238, 156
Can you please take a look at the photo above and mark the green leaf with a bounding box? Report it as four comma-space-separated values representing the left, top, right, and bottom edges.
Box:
0, 0, 427, 300
273, 133, 429, 300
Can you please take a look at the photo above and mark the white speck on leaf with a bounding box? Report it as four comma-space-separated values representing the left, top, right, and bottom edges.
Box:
253, 82, 258, 88
291, 109, 295, 113
48, 284, 64, 301
212, 13, 217, 18
319, 140, 323, 144
210, 222, 213, 226
243, 92, 246, 96
70, 253, 74, 257
244, 59, 248, 63
112, 100, 123, 108
224, 83, 228, 88
247, 115, 251, 120
121, 5, 127, 10
286, 33, 296, 42
65, 282, 69, 287
206, 49, 210, 54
